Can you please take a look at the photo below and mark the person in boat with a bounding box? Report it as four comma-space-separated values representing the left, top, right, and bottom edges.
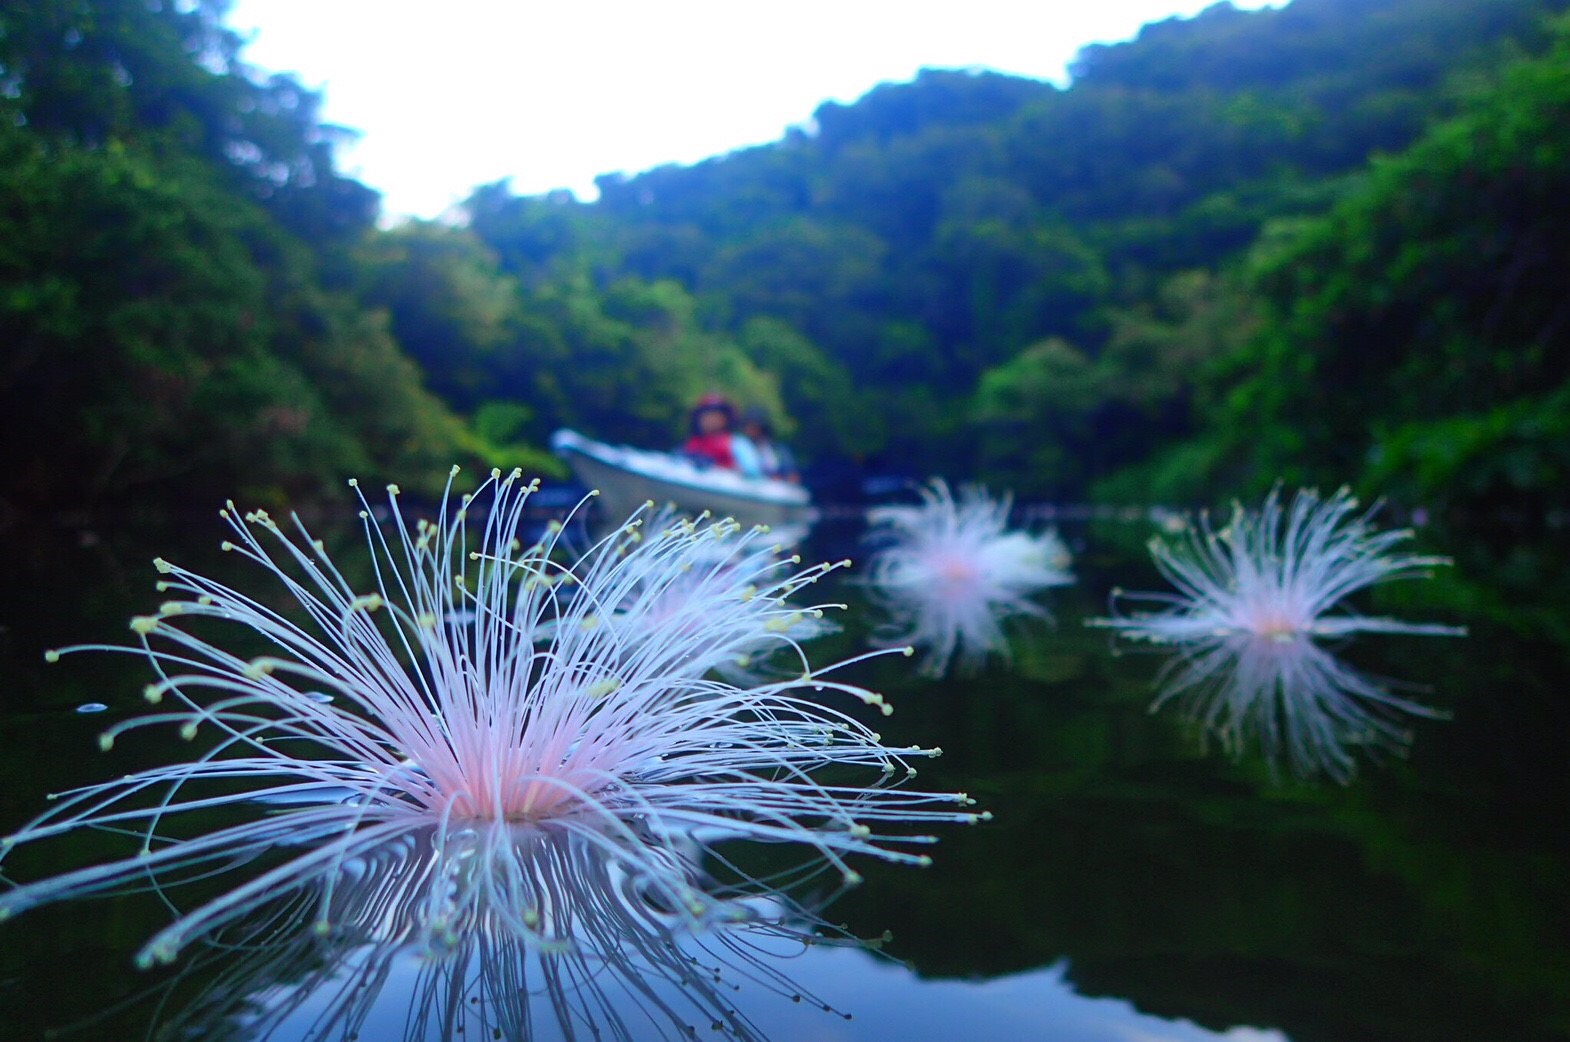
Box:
739, 406, 799, 483
681, 395, 763, 477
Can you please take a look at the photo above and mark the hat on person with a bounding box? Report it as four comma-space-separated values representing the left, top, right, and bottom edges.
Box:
689, 393, 736, 434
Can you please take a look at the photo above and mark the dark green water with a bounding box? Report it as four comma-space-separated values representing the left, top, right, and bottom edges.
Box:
1, 507, 1566, 1041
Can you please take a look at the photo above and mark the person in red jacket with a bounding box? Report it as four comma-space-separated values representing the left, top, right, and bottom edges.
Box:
681, 395, 739, 469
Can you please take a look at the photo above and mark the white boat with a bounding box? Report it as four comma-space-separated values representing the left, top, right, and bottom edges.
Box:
550, 429, 816, 530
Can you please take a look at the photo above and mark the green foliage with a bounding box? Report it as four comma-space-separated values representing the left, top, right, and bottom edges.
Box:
8, 0, 1567, 518
974, 339, 1100, 493
737, 317, 872, 457
1368, 393, 1570, 511
357, 222, 522, 410
458, 0, 1565, 502
0, 125, 465, 507
973, 270, 1263, 497
0, 0, 378, 239
0, 0, 466, 512
1191, 14, 1570, 511
465, 401, 564, 479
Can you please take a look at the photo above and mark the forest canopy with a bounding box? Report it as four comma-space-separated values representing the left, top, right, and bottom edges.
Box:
3, 0, 1567, 520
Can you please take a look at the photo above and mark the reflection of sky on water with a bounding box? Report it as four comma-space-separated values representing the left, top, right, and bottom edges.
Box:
254, 935, 1288, 1042
709, 946, 1289, 1042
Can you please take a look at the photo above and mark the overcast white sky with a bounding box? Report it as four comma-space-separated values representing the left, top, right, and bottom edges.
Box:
226, 1, 1276, 220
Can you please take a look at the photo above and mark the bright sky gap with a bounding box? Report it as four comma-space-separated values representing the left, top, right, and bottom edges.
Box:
226, 1, 1278, 220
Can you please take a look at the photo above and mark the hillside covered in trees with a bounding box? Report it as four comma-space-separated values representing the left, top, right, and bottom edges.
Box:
4, 0, 1568, 520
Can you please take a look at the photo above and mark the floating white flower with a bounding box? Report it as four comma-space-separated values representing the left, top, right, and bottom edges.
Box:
588, 506, 840, 685
865, 480, 1073, 677
1090, 486, 1465, 781
0, 469, 982, 967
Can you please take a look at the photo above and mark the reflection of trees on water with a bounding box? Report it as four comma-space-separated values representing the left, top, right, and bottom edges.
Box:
827, 606, 1570, 1042
157, 824, 853, 1041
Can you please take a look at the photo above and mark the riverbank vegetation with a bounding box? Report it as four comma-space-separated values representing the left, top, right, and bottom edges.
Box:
3, 0, 1566, 521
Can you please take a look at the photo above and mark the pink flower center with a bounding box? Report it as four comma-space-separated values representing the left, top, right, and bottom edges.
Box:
409, 727, 623, 825
1247, 612, 1303, 639
932, 553, 979, 587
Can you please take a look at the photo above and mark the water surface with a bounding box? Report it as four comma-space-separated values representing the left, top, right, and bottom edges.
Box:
0, 505, 1565, 1041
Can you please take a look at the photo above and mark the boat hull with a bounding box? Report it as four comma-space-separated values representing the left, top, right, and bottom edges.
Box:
551, 429, 816, 530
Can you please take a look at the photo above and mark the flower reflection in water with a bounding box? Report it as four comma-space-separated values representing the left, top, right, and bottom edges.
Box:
1092, 487, 1465, 782
161, 824, 855, 1042
865, 480, 1074, 677
0, 469, 981, 970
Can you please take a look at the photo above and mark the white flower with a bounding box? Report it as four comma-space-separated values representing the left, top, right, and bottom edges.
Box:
588, 506, 840, 684
0, 468, 983, 967
1091, 486, 1464, 781
865, 480, 1073, 677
